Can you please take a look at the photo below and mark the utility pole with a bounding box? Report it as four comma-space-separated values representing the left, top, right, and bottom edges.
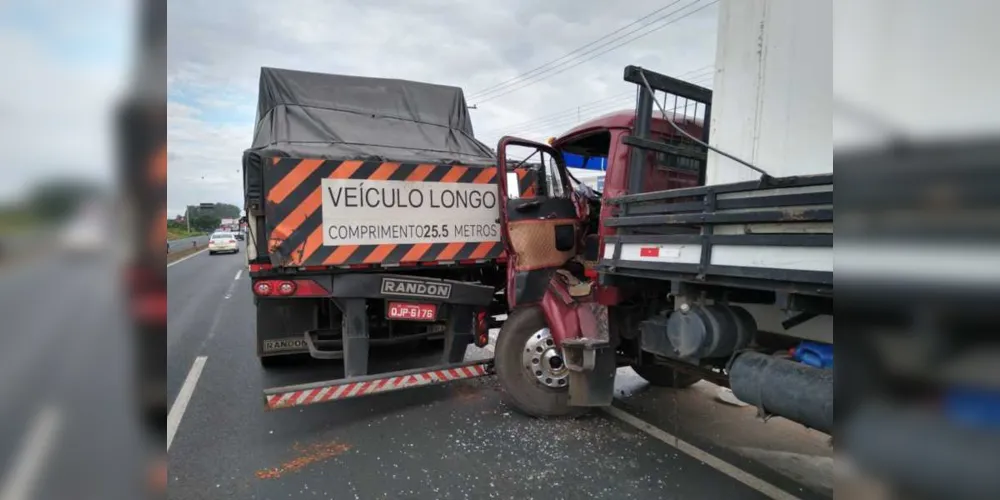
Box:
186, 206, 191, 233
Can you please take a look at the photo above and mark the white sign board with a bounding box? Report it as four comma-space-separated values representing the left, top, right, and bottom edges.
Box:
321, 179, 501, 246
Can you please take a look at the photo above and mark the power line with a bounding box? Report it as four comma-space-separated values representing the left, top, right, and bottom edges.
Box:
468, 0, 685, 98
497, 72, 715, 138
479, 65, 713, 135
473, 0, 719, 104
469, 0, 696, 100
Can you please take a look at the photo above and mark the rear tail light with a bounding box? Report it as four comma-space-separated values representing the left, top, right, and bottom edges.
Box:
252, 279, 327, 297
254, 281, 273, 296
228, 240, 236, 244
276, 281, 296, 296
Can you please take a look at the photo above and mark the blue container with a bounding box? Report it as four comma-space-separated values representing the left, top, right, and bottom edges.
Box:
792, 341, 833, 369
563, 153, 606, 170
943, 388, 1000, 429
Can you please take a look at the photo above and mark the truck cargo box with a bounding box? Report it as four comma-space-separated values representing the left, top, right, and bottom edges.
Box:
243, 68, 538, 268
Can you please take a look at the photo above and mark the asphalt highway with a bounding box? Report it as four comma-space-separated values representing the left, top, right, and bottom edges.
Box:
165, 242, 832, 499
0, 250, 146, 500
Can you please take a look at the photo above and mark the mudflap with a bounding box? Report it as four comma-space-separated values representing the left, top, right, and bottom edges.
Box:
541, 277, 616, 407
563, 303, 616, 407
257, 298, 317, 357
263, 359, 494, 410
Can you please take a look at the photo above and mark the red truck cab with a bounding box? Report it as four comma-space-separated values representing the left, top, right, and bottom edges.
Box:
548, 109, 704, 280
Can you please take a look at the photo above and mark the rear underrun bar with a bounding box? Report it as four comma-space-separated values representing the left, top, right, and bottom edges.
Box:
263, 359, 495, 410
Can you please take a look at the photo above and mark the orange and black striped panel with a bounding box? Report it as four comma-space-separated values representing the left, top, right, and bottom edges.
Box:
264, 158, 539, 267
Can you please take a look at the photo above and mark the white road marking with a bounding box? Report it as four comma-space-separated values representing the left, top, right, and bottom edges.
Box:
223, 279, 237, 300
167, 356, 207, 451
234, 269, 243, 280
603, 406, 803, 500
0, 405, 63, 500
166, 248, 207, 268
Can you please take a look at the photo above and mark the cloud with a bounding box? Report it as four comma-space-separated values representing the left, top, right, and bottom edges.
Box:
0, 0, 133, 202
167, 0, 719, 215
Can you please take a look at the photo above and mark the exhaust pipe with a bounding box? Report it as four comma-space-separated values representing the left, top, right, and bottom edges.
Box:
729, 351, 833, 434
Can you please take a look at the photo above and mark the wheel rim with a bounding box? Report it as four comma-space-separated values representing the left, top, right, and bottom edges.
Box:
521, 328, 568, 388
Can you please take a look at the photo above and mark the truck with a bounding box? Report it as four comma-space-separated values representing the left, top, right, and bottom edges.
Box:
243, 68, 546, 382
262, 0, 833, 438
482, 0, 831, 432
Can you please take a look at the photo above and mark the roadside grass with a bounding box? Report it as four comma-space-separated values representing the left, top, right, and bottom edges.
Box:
167, 228, 207, 240
166, 243, 207, 264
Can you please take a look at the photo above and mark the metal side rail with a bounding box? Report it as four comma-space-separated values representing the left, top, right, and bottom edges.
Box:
263, 358, 495, 410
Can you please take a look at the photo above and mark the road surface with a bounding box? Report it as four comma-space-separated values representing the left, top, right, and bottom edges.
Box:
166, 243, 832, 499
0, 250, 146, 500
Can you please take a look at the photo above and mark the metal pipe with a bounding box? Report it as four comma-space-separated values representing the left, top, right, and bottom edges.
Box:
626, 86, 654, 199
729, 351, 833, 434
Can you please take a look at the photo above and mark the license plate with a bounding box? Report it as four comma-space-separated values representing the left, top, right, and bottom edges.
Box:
386, 302, 438, 321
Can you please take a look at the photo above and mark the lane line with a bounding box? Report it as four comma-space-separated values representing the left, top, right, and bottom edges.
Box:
603, 406, 803, 500
167, 248, 207, 268
167, 356, 207, 451
0, 405, 63, 500
223, 279, 237, 300
234, 269, 243, 280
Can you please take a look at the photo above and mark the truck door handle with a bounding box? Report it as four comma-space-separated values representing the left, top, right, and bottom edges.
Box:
515, 200, 542, 212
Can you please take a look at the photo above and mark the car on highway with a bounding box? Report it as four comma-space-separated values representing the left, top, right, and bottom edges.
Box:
208, 232, 239, 255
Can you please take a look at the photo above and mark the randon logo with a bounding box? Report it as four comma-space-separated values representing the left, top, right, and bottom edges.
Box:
381, 278, 452, 299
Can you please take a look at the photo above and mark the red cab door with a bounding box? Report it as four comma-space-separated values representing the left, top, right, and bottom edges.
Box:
495, 137, 585, 309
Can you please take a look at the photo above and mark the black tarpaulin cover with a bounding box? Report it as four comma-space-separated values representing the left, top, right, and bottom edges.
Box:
246, 67, 495, 164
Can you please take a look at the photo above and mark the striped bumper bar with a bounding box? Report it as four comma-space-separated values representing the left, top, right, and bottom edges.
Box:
263, 360, 494, 410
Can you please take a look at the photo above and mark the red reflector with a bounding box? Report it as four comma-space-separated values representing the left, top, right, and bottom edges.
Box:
249, 263, 272, 272
639, 247, 660, 257
292, 279, 328, 296
474, 309, 489, 347
386, 302, 438, 321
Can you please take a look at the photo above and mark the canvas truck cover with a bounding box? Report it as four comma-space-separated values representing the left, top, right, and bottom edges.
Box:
242, 68, 539, 268
247, 67, 495, 163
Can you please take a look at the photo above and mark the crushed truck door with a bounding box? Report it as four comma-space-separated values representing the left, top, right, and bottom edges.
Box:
495, 137, 585, 309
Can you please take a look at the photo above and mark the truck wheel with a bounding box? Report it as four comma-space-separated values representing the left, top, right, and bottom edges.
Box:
630, 363, 701, 388
495, 307, 585, 418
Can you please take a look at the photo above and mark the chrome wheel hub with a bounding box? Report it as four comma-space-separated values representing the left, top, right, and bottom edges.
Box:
522, 328, 568, 388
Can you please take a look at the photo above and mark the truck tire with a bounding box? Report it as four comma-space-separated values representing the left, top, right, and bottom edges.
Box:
630, 363, 701, 388
495, 306, 585, 418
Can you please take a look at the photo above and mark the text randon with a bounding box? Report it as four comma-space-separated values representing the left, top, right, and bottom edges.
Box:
326, 185, 498, 210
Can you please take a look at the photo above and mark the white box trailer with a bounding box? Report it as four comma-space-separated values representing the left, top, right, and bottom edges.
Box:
593, 0, 833, 432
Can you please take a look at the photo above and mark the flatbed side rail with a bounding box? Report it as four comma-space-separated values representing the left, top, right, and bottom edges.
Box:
263, 359, 494, 410
600, 174, 833, 295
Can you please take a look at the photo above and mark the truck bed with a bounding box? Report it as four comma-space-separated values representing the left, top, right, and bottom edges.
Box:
600, 173, 832, 296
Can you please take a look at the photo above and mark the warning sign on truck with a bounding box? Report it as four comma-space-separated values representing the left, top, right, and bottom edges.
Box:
321, 178, 501, 246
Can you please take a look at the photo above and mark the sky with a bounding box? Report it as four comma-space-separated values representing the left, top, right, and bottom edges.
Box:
0, 0, 135, 204
167, 0, 719, 217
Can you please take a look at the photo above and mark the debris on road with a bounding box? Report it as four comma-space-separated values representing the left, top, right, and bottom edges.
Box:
255, 441, 352, 480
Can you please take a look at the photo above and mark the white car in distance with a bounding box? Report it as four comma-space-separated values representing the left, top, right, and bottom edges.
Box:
208, 232, 239, 255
